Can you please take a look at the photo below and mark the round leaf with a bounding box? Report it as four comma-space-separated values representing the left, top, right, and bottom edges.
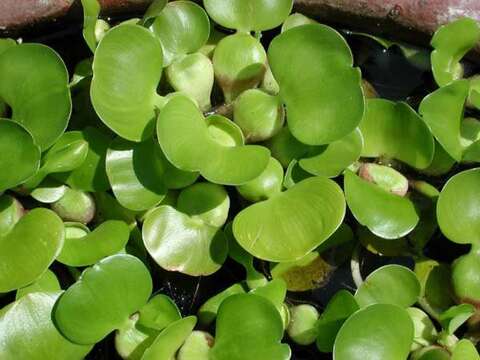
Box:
334, 304, 414, 360
91, 24, 163, 141
142, 206, 228, 276
210, 294, 291, 360
268, 24, 364, 145
233, 176, 345, 262
106, 138, 168, 211
157, 96, 270, 185
355, 264, 421, 308
0, 44, 71, 150
53, 254, 152, 345
151, 1, 210, 66
0, 292, 91, 359
177, 182, 230, 228
0, 120, 40, 192
437, 168, 480, 244
360, 99, 434, 169
344, 170, 419, 239
0, 208, 64, 293
204, 0, 293, 32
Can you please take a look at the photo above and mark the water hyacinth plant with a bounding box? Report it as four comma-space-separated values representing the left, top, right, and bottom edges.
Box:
1, 0, 480, 359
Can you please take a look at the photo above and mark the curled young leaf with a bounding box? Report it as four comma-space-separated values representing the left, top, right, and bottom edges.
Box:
419, 79, 469, 162
268, 24, 364, 145
213, 33, 267, 102
431, 18, 480, 87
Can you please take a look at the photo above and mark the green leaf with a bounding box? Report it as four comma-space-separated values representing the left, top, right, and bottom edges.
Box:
0, 120, 40, 192
0, 38, 16, 55
106, 138, 182, 212
236, 157, 284, 202
24, 131, 89, 189
316, 290, 359, 353
177, 182, 230, 228
57, 220, 130, 266
142, 205, 228, 276
233, 176, 345, 262
51, 188, 95, 224
0, 292, 92, 359
439, 304, 475, 335
287, 304, 319, 345
204, 0, 293, 32
52, 127, 111, 192
355, 264, 421, 308
407, 307, 438, 351
268, 24, 364, 145
151, 1, 210, 67
415, 259, 454, 319
225, 223, 268, 289
0, 208, 64, 293
0, 44, 71, 150
431, 18, 480, 87
299, 128, 363, 177
419, 79, 469, 161
81, 0, 100, 52
138, 294, 182, 331
157, 96, 270, 185
360, 99, 434, 169
334, 304, 414, 360
91, 24, 163, 141
53, 254, 152, 345
212, 33, 267, 102
451, 250, 480, 303
344, 170, 419, 239
15, 269, 61, 300
178, 331, 213, 360
437, 168, 480, 244
143, 0, 168, 24
266, 126, 315, 167
233, 89, 285, 142
452, 339, 480, 360
198, 283, 246, 326
210, 294, 291, 360
141, 316, 197, 360
281, 13, 316, 32
166, 52, 214, 111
